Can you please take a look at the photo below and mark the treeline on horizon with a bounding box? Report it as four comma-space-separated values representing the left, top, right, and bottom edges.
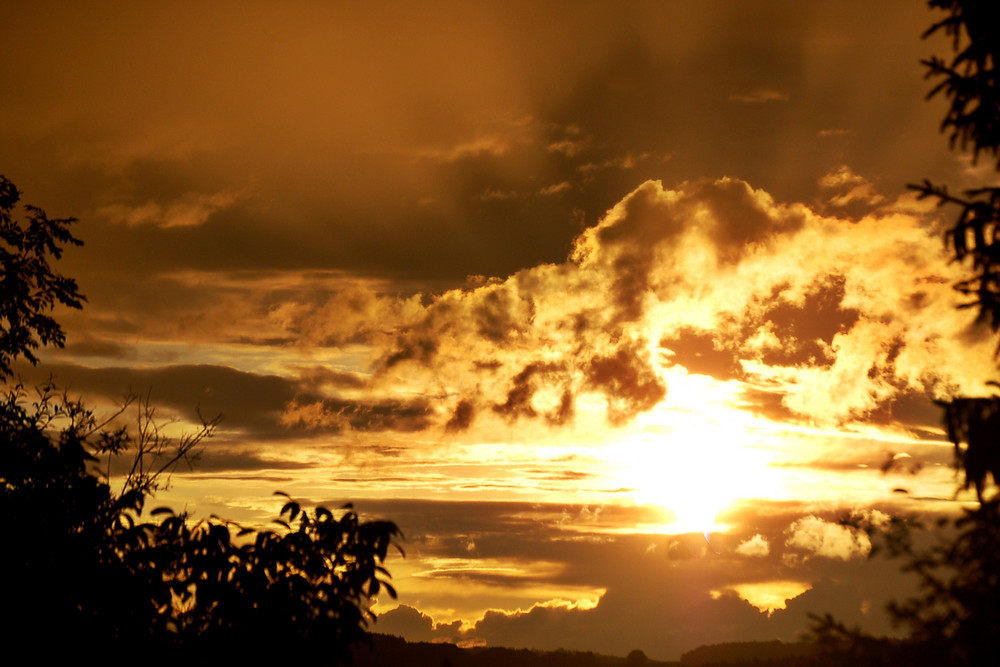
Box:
350, 634, 982, 667
353, 634, 675, 667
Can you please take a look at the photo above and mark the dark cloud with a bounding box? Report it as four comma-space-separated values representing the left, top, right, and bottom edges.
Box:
586, 339, 665, 425
590, 182, 683, 323
175, 448, 310, 474
375, 605, 440, 643
346, 500, 576, 546
661, 330, 742, 381
702, 178, 805, 263
292, 365, 369, 390
865, 389, 945, 435
382, 535, 909, 661
282, 396, 434, 434
15, 362, 296, 437
382, 336, 439, 370
445, 399, 476, 432
492, 363, 569, 423
62, 335, 136, 361
738, 385, 804, 423
14, 362, 433, 444
525, 470, 594, 482
756, 276, 861, 367
474, 284, 535, 344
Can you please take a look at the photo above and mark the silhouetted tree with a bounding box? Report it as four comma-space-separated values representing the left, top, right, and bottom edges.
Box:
910, 0, 1000, 499
626, 649, 648, 666
900, 7, 1000, 656
0, 174, 401, 664
912, 0, 1000, 325
886, 501, 1000, 666
0, 175, 83, 376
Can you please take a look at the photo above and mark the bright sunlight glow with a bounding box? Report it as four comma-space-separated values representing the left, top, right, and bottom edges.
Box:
607, 371, 775, 535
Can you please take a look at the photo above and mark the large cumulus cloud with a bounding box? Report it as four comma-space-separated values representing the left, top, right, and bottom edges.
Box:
44, 176, 994, 443
279, 176, 994, 435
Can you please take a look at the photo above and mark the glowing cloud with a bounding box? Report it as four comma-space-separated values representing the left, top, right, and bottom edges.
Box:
716, 581, 812, 614
97, 190, 243, 228
784, 515, 871, 561
736, 534, 772, 558
260, 176, 994, 441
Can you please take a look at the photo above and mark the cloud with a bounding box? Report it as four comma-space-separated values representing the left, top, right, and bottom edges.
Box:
13, 361, 433, 446
818, 128, 854, 138
375, 604, 437, 640
44, 174, 996, 447
721, 581, 812, 614
376, 605, 463, 643
357, 499, 918, 661
818, 165, 884, 211
585, 339, 665, 425
736, 534, 771, 557
415, 135, 515, 163
728, 87, 791, 104
548, 138, 590, 157
280, 396, 433, 434
291, 365, 369, 390
426, 550, 891, 661
784, 515, 871, 561
117, 175, 956, 445
819, 166, 869, 190
96, 190, 243, 228
539, 181, 572, 196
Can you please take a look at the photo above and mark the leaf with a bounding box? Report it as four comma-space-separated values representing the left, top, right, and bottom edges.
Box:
280, 501, 300, 521
382, 581, 398, 599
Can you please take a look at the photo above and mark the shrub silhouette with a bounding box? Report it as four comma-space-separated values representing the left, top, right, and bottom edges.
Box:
0, 174, 401, 663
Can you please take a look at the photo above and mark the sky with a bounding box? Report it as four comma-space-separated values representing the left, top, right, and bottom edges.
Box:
3, 1, 999, 661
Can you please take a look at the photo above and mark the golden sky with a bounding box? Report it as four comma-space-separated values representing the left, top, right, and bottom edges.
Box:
3, 1, 997, 660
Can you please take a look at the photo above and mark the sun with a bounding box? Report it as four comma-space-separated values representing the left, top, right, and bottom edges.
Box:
608, 373, 771, 535
622, 427, 749, 535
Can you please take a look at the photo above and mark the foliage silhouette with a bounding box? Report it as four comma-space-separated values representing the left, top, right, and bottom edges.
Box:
0, 175, 84, 377
885, 501, 1000, 665
909, 0, 1000, 500
0, 174, 402, 664
938, 396, 1000, 502
911, 0, 1000, 329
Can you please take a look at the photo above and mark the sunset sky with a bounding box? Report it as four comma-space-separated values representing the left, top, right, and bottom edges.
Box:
3, 1, 998, 660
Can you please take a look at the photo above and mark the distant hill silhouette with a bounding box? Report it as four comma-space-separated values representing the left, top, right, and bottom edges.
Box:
352, 634, 680, 667
680, 640, 816, 665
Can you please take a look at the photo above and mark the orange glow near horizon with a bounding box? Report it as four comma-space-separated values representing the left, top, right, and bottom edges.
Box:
714, 581, 814, 615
